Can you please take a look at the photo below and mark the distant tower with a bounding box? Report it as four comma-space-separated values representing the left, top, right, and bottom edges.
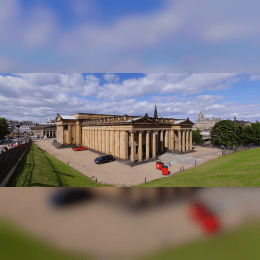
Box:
234, 116, 236, 125
154, 105, 158, 118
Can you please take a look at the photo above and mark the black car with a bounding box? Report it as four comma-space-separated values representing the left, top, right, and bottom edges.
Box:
94, 154, 113, 164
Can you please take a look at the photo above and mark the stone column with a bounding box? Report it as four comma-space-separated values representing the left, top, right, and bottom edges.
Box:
92, 129, 95, 149
78, 123, 82, 145
95, 130, 98, 150
160, 130, 164, 153
146, 131, 150, 159
106, 130, 110, 154
110, 130, 115, 156
178, 130, 181, 152
67, 125, 72, 144
152, 131, 157, 158
115, 130, 119, 158
124, 131, 128, 160
98, 130, 102, 152
182, 130, 185, 152
186, 130, 189, 151
102, 130, 106, 153
170, 130, 174, 151
130, 131, 135, 162
190, 130, 192, 151
138, 131, 143, 162
165, 130, 169, 151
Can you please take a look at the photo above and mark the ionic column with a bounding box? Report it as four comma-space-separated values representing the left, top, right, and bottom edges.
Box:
106, 130, 110, 154
146, 131, 150, 159
190, 130, 192, 151
102, 130, 106, 153
98, 130, 102, 151
78, 123, 82, 145
138, 131, 143, 162
95, 130, 98, 150
186, 130, 189, 151
170, 130, 174, 150
160, 130, 164, 153
130, 131, 135, 162
165, 130, 169, 151
67, 125, 72, 144
124, 131, 128, 160
152, 131, 157, 158
115, 130, 120, 158
110, 130, 115, 156
182, 130, 185, 152
178, 130, 181, 152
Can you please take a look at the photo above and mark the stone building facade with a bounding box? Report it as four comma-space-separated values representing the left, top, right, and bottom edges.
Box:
30, 125, 56, 138
195, 112, 221, 131
56, 112, 194, 162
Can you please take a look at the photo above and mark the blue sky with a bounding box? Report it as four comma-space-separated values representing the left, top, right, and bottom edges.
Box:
0, 73, 259, 124
0, 0, 259, 72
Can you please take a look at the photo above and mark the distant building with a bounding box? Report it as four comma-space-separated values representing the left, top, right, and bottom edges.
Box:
20, 121, 36, 134
195, 112, 221, 131
232, 116, 252, 126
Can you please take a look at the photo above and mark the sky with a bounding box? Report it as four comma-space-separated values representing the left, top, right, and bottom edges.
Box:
1, 73, 260, 124
0, 0, 260, 72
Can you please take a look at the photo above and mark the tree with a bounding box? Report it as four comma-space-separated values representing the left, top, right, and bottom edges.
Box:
0, 118, 10, 139
210, 120, 239, 146
192, 129, 204, 144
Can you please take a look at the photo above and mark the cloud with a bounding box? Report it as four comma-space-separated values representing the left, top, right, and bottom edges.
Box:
0, 73, 260, 124
103, 74, 120, 82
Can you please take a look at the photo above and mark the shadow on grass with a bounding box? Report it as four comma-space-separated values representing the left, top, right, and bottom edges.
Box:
30, 183, 59, 187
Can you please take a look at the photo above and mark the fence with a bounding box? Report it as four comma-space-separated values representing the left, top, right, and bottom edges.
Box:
0, 140, 31, 184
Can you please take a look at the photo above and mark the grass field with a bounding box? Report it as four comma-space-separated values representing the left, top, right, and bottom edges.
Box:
1, 218, 260, 260
0, 219, 93, 260
133, 148, 260, 187
136, 221, 260, 260
7, 142, 113, 187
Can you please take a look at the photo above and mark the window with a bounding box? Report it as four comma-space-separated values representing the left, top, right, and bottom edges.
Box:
64, 125, 68, 130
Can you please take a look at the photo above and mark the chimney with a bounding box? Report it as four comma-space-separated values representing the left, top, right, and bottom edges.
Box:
234, 116, 236, 125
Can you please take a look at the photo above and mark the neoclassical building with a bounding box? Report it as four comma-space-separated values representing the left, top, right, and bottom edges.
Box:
56, 112, 194, 162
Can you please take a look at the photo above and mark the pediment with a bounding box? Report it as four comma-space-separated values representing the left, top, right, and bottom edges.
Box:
180, 118, 194, 125
131, 117, 159, 124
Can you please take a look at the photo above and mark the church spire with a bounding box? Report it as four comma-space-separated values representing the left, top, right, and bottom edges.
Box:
154, 104, 158, 118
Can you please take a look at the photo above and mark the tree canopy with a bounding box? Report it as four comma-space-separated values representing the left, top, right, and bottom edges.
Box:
0, 118, 9, 139
210, 120, 260, 146
192, 128, 204, 144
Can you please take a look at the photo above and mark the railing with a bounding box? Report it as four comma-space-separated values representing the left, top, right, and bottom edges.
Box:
0, 140, 31, 184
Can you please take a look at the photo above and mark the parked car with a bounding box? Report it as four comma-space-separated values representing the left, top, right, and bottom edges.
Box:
73, 146, 87, 151
94, 154, 113, 164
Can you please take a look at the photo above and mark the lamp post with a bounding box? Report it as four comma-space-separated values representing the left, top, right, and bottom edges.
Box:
16, 124, 21, 145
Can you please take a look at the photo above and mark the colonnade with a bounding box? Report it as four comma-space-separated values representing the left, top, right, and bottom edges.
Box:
43, 130, 56, 138
81, 128, 193, 162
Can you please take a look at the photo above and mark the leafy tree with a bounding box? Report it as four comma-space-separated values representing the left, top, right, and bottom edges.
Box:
210, 120, 239, 146
192, 129, 204, 144
0, 118, 9, 139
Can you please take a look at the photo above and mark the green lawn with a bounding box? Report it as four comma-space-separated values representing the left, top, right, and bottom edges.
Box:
133, 148, 260, 187
136, 221, 260, 260
0, 219, 93, 260
2, 217, 260, 260
7, 142, 113, 187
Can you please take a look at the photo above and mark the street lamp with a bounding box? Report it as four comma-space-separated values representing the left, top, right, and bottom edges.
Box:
16, 124, 21, 145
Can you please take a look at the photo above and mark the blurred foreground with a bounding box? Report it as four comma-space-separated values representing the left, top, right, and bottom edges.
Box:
1, 188, 260, 259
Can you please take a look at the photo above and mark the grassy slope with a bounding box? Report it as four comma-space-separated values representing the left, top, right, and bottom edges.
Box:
7, 142, 113, 187
0, 219, 93, 260
137, 222, 260, 260
2, 218, 260, 260
134, 148, 260, 187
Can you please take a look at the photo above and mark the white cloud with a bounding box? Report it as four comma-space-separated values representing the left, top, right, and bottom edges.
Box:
103, 74, 119, 82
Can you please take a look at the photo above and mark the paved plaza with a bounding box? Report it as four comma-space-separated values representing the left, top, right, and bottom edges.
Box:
33, 139, 223, 186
